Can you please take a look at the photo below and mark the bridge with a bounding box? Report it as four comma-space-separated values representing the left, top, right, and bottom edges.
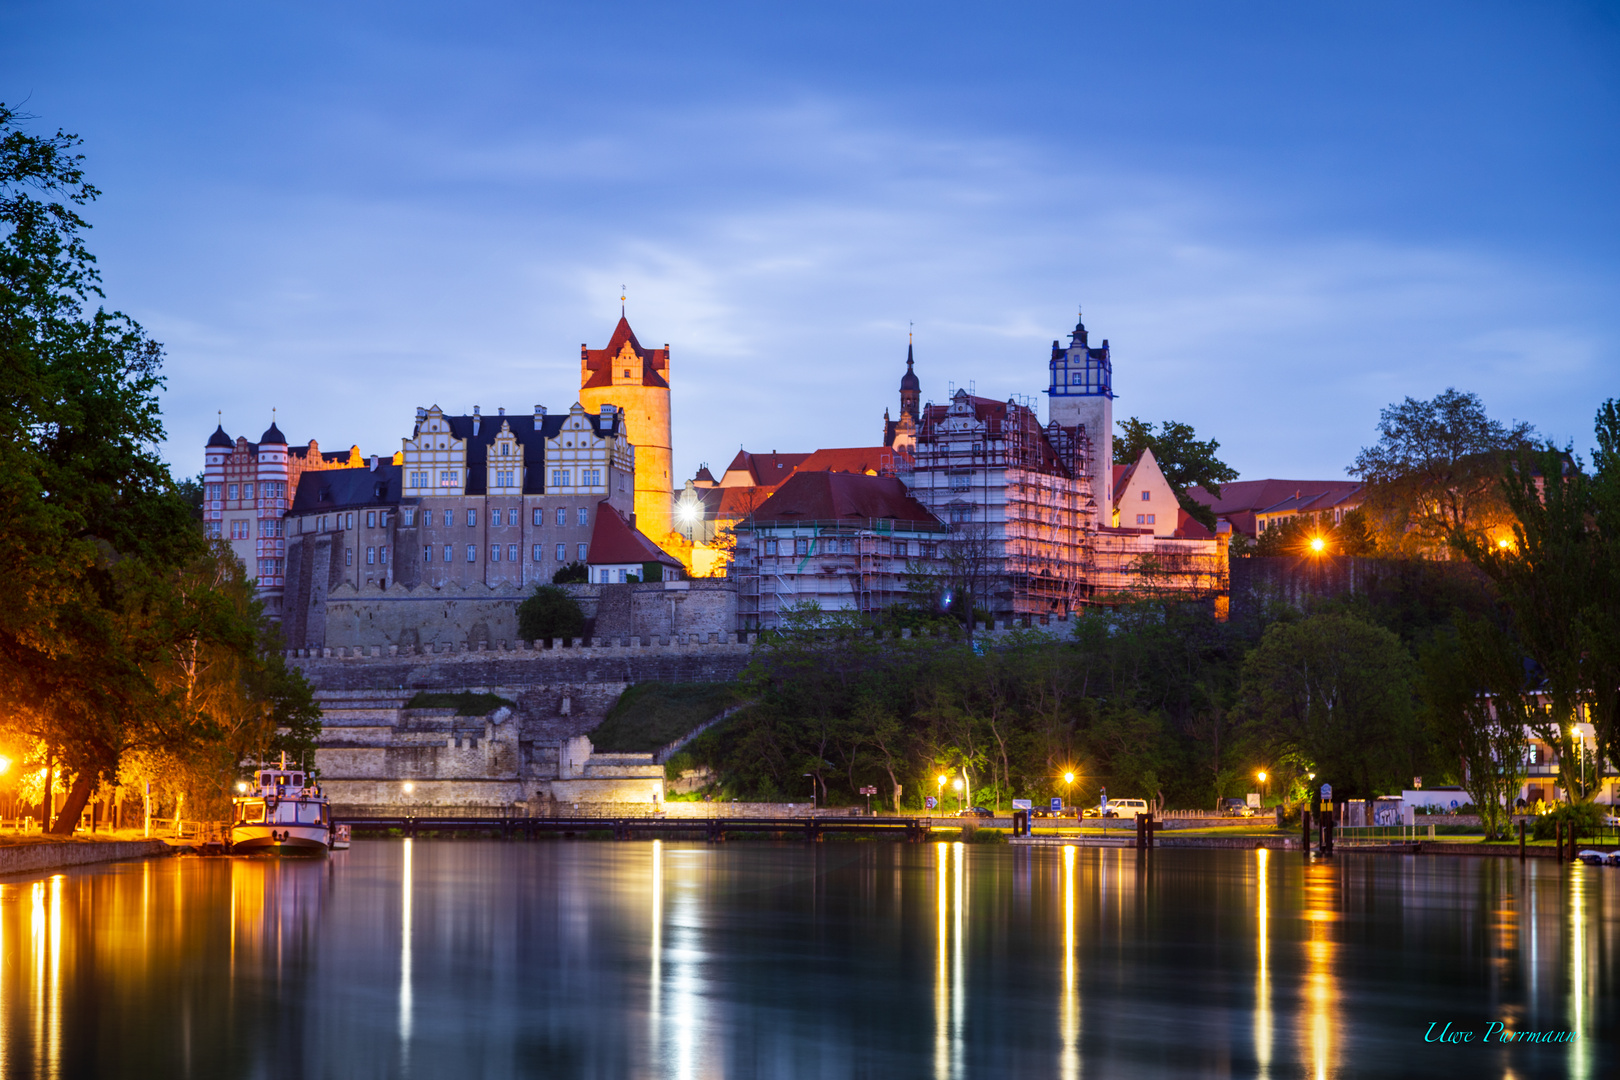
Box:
336, 813, 938, 843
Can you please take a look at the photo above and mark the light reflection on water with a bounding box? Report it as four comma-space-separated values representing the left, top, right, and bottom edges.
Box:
0, 843, 1612, 1078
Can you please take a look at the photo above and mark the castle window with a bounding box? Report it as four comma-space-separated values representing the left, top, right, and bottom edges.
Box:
532, 544, 542, 562
795, 539, 810, 556
501, 443, 510, 457
533, 508, 544, 526
444, 545, 453, 562
552, 469, 569, 487
228, 484, 238, 500
367, 511, 376, 528
508, 507, 518, 523
508, 544, 517, 563
244, 483, 254, 499
439, 470, 458, 486
765, 539, 777, 556
404, 509, 415, 526
346, 548, 353, 566
491, 509, 502, 527
840, 538, 853, 554
555, 507, 566, 527
490, 545, 500, 562
346, 513, 354, 529
367, 546, 375, 565
380, 546, 387, 564
381, 512, 390, 527
1141, 490, 1150, 501
556, 543, 566, 561
577, 543, 588, 561
466, 509, 477, 527
1136, 514, 1145, 525
424, 544, 432, 562
577, 507, 588, 527
467, 545, 477, 563
1146, 514, 1155, 525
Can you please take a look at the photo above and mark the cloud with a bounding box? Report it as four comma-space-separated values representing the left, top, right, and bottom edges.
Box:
145, 95, 1615, 483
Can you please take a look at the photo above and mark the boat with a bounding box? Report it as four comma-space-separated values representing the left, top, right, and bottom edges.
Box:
230, 758, 332, 855
332, 823, 352, 850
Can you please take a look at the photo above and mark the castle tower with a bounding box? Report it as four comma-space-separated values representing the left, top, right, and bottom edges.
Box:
1046, 310, 1115, 508
899, 342, 920, 421
579, 316, 673, 540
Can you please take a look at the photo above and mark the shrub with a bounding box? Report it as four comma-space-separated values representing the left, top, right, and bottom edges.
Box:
1532, 802, 1607, 841
551, 561, 588, 585
517, 584, 585, 641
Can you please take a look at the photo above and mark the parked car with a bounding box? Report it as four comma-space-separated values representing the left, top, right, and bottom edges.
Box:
1081, 807, 1101, 818
1220, 798, 1256, 818
1105, 799, 1150, 819
1032, 806, 1064, 819
957, 806, 994, 818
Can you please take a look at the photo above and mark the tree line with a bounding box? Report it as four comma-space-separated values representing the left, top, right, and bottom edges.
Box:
1, 105, 318, 832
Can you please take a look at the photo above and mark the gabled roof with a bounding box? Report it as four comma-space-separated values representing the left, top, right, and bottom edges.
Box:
587, 501, 682, 567
207, 424, 233, 449
1184, 478, 1362, 537
751, 471, 943, 526
415, 408, 622, 496
692, 465, 716, 484
581, 317, 669, 390
721, 450, 812, 487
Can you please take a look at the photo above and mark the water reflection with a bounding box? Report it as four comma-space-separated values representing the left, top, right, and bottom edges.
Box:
0, 843, 1610, 1077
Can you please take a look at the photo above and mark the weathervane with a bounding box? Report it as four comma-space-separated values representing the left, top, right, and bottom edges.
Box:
621, 285, 626, 316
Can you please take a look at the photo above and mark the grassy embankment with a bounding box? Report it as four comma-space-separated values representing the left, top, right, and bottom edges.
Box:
587, 682, 743, 753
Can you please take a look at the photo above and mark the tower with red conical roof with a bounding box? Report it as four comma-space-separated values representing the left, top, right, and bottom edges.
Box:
579, 316, 673, 540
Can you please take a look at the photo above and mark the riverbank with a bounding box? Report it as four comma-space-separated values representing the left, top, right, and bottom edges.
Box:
0, 835, 175, 877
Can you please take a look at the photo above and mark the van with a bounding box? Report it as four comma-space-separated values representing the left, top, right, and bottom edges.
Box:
1106, 798, 1149, 819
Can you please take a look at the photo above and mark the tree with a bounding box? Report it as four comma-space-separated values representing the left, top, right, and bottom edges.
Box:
1116, 418, 1239, 531
1452, 400, 1620, 800
517, 585, 586, 641
0, 104, 209, 831
1350, 388, 1535, 555
1240, 613, 1418, 797
1418, 617, 1531, 840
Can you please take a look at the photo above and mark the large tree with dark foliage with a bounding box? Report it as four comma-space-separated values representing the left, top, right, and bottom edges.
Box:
0, 105, 312, 830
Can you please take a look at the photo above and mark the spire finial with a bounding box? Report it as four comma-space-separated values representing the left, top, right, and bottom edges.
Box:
621, 284, 626, 317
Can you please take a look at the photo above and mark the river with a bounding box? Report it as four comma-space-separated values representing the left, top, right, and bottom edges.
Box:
0, 840, 1612, 1078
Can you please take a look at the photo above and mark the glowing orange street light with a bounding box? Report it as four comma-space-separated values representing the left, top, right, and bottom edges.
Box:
1497, 538, 1511, 549
1309, 537, 1326, 554
0, 756, 11, 775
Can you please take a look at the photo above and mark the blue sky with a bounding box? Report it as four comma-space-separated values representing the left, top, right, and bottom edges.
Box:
5, 1, 1617, 483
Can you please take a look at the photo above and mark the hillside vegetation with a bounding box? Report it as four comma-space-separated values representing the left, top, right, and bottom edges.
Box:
588, 683, 743, 753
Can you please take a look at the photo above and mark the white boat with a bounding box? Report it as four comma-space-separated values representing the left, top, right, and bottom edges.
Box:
231, 762, 332, 855
332, 823, 352, 850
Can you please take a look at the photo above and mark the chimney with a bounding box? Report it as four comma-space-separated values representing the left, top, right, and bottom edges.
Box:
498, 407, 505, 416
370, 455, 379, 470
534, 405, 546, 421
472, 405, 481, 436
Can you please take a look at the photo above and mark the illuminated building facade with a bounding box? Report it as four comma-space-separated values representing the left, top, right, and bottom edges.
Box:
578, 316, 674, 542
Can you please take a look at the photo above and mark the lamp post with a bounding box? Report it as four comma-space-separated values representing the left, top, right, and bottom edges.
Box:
937, 773, 947, 815
1063, 772, 1075, 818
952, 777, 964, 814
1257, 770, 1268, 806
803, 773, 816, 811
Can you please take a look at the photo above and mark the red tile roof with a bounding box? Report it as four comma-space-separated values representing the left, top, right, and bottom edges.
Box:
752, 471, 943, 526
722, 450, 812, 487
1172, 508, 1214, 539
580, 317, 669, 390
586, 501, 682, 567
795, 446, 907, 475
1185, 479, 1362, 537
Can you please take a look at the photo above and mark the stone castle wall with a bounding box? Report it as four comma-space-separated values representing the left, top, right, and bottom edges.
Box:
290, 578, 738, 652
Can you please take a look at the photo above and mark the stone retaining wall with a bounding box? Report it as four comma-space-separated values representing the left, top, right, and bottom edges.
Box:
0, 839, 173, 877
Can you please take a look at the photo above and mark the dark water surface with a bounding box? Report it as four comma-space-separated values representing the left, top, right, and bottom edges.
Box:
0, 840, 1613, 1078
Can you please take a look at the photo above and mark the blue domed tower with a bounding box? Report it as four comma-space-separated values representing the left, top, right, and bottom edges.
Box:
1046, 310, 1114, 506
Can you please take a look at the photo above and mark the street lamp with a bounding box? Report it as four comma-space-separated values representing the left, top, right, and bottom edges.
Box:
1063, 771, 1075, 816
1309, 537, 1326, 554
1257, 770, 1268, 805
803, 773, 816, 810
952, 777, 964, 813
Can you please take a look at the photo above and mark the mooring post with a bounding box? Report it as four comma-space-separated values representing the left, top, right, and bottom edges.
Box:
1569, 819, 1578, 862
1303, 809, 1313, 853
1519, 819, 1526, 860
1134, 814, 1145, 851
1147, 811, 1156, 849
1556, 821, 1563, 862
1322, 810, 1334, 855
